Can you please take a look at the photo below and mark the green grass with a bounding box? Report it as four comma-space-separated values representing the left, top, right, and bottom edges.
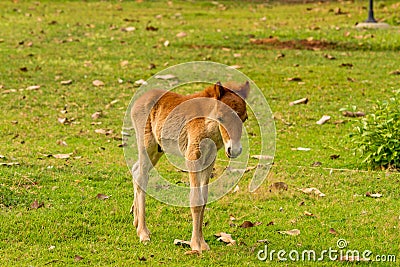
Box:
1, 0, 399, 265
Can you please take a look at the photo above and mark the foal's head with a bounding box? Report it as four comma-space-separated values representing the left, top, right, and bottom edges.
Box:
205, 81, 250, 158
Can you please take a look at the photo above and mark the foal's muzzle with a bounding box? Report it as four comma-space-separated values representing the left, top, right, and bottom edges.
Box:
226, 143, 242, 158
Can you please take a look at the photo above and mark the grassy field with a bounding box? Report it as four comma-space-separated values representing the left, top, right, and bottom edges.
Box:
1, 0, 399, 265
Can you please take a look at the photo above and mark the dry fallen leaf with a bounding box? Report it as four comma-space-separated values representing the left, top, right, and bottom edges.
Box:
121, 26, 136, 32
26, 85, 40, 91
275, 53, 285, 60
225, 167, 244, 173
84, 61, 92, 67
365, 192, 382, 198
120, 60, 129, 67
245, 165, 257, 172
92, 80, 105, 87
329, 227, 338, 235
74, 255, 84, 262
240, 221, 253, 228
229, 65, 242, 69
52, 153, 72, 159
106, 99, 119, 109
0, 162, 20, 166
95, 129, 113, 135
278, 229, 300, 236
342, 111, 365, 117
240, 221, 262, 228
2, 89, 17, 94
146, 25, 158, 31
57, 117, 69, 124
334, 7, 347, 15
389, 70, 400, 75
60, 80, 73, 85
91, 111, 102, 120
324, 54, 336, 60
173, 239, 191, 247
251, 155, 274, 160
134, 79, 148, 86
304, 211, 314, 216
176, 31, 187, 38
287, 77, 302, 82
289, 97, 308, 106
330, 154, 340, 160
292, 147, 311, 151
311, 161, 322, 167
96, 193, 111, 200
340, 63, 353, 68
300, 187, 326, 197
215, 232, 236, 245
316, 115, 331, 125
148, 63, 156, 70
30, 200, 44, 209
154, 74, 176, 80
269, 182, 288, 192
232, 185, 240, 193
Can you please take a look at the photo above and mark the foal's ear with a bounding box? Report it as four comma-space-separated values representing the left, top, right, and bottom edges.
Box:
208, 81, 225, 99
237, 81, 250, 99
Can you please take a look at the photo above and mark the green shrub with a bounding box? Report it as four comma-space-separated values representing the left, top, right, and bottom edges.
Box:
350, 92, 400, 170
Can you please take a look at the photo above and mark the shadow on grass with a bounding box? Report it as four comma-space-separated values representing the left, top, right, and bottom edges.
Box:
183, 36, 399, 52
249, 36, 400, 51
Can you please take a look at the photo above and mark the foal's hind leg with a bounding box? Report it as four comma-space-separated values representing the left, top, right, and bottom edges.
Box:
131, 139, 162, 243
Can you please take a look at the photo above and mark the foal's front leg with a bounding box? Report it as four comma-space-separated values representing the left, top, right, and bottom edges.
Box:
187, 152, 214, 252
189, 173, 210, 252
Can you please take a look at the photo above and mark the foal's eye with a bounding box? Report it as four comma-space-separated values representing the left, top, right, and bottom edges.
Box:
217, 117, 224, 123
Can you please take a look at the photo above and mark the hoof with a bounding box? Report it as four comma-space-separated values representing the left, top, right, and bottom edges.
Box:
201, 242, 210, 251
191, 239, 210, 252
138, 228, 150, 243
141, 238, 150, 245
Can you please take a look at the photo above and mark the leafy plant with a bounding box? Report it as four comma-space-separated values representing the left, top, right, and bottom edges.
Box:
350, 92, 400, 170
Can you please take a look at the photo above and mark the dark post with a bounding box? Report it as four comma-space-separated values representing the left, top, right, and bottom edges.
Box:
365, 0, 377, 23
